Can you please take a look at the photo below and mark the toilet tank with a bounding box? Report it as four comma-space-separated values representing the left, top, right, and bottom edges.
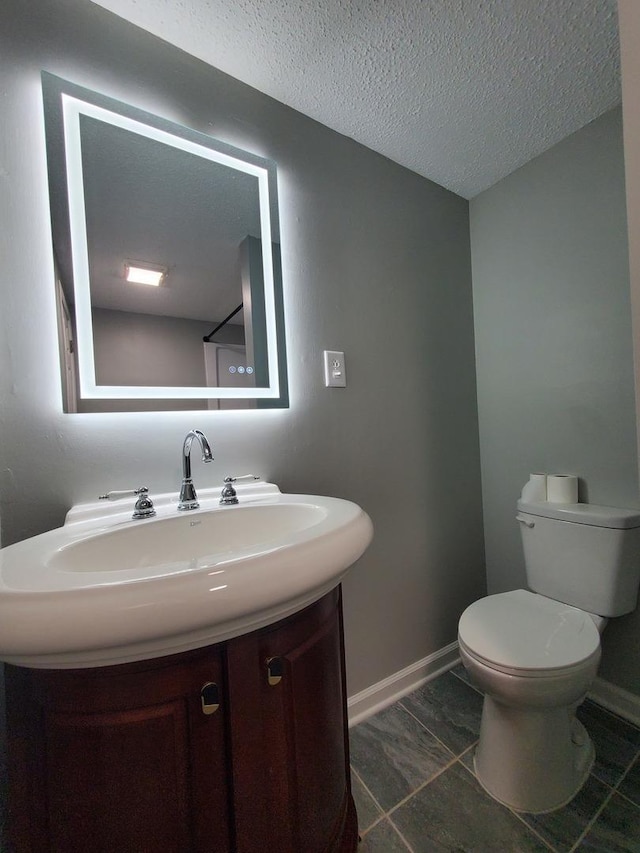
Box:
517, 500, 640, 617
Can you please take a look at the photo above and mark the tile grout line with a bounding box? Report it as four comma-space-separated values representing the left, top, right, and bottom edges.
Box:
350, 765, 387, 835
396, 699, 466, 763
508, 805, 565, 853
386, 813, 416, 853
369, 764, 456, 852
384, 751, 463, 820
567, 745, 640, 853
352, 760, 421, 851
348, 767, 418, 853
567, 785, 615, 853
611, 745, 640, 810
350, 699, 465, 848
455, 749, 558, 852
384, 747, 558, 853
357, 812, 387, 840
455, 743, 481, 779
615, 787, 640, 809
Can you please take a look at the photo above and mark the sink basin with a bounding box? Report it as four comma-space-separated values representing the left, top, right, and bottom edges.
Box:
0, 483, 373, 668
50, 503, 334, 576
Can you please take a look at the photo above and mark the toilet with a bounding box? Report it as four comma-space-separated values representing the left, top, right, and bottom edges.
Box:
458, 498, 640, 814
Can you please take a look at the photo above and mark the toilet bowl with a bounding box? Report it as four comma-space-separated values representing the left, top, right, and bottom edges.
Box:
458, 496, 640, 814
458, 589, 601, 813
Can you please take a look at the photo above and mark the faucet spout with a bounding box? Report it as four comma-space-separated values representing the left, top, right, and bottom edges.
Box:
178, 429, 213, 511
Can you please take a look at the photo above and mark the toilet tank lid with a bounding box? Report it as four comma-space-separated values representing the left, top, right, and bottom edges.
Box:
517, 500, 640, 529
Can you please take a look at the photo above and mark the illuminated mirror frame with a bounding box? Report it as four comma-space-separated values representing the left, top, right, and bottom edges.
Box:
42, 73, 288, 408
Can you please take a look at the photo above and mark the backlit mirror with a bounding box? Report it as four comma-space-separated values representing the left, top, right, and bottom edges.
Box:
42, 73, 288, 412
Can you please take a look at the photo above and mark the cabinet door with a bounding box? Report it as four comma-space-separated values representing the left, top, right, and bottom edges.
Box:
226, 588, 354, 853
6, 647, 232, 853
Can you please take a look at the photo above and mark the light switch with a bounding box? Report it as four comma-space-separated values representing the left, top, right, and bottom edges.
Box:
323, 350, 347, 387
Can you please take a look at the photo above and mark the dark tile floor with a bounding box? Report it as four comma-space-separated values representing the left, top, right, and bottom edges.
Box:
350, 665, 640, 852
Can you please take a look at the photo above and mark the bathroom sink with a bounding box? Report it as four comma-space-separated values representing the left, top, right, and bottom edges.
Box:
0, 483, 373, 668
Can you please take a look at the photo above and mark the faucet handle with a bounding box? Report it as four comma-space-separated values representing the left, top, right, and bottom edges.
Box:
98, 487, 156, 520
220, 475, 260, 506
99, 487, 150, 501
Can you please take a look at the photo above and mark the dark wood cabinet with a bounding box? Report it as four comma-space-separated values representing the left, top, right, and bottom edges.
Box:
5, 587, 357, 853
6, 635, 232, 852
226, 588, 354, 853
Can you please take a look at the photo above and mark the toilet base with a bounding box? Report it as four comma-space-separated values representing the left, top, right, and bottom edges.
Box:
474, 696, 594, 814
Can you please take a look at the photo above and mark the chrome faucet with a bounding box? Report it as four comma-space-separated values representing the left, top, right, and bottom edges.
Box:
178, 429, 213, 511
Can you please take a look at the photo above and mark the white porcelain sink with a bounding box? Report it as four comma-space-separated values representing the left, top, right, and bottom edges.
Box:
0, 482, 373, 668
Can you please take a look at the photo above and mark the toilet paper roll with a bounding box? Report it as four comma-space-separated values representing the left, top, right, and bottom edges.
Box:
520, 473, 547, 502
546, 474, 578, 504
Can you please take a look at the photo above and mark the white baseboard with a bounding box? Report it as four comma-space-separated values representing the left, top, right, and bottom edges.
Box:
347, 641, 460, 728
589, 677, 640, 728
346, 649, 640, 730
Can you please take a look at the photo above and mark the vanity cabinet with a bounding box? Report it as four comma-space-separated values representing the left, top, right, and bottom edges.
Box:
5, 588, 357, 853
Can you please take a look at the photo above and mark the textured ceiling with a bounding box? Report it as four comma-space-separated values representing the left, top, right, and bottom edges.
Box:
90, 0, 620, 199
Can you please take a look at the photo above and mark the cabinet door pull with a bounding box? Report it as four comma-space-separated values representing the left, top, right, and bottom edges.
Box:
266, 656, 283, 686
200, 682, 220, 715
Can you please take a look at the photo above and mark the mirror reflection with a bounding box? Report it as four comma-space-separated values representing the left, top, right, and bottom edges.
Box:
42, 73, 288, 412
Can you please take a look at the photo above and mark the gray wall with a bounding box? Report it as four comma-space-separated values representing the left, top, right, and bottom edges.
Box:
470, 107, 640, 694
85, 308, 244, 412
92, 309, 243, 390
0, 0, 485, 701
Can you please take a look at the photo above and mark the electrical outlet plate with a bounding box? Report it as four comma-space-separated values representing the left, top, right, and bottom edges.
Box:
323, 351, 346, 387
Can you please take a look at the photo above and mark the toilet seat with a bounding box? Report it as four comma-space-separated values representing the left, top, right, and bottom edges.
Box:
458, 589, 601, 678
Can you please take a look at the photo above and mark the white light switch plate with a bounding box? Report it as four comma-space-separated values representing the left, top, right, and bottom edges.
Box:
323, 350, 347, 387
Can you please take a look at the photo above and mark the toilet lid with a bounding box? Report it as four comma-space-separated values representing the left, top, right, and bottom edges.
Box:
458, 589, 601, 673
